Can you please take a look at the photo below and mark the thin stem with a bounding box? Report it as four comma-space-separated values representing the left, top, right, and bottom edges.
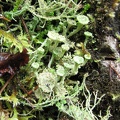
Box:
68, 24, 83, 38
48, 54, 54, 68
0, 74, 14, 95
20, 16, 31, 42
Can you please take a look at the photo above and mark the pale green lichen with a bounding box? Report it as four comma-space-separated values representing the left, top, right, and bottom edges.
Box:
47, 30, 66, 43
37, 69, 57, 93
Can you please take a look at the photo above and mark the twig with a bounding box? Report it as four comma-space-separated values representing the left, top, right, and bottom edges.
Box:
109, 61, 112, 81
109, 63, 120, 79
0, 14, 11, 22
0, 74, 14, 95
20, 16, 31, 42
24, 85, 39, 98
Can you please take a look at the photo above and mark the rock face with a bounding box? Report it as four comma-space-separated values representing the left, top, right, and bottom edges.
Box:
84, 1, 120, 119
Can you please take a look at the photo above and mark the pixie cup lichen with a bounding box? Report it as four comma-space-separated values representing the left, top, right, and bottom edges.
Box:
68, 15, 90, 38
73, 56, 85, 74
84, 31, 93, 46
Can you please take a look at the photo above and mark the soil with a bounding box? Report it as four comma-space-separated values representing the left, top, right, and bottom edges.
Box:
83, 1, 120, 120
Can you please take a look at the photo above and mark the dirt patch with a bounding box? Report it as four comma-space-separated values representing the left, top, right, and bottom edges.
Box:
83, 1, 120, 119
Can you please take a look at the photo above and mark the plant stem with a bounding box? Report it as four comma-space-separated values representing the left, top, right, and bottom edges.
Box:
48, 54, 54, 68
0, 75, 14, 95
68, 24, 83, 38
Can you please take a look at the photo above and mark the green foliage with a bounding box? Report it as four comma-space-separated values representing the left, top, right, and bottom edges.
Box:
0, 92, 19, 107
13, 0, 24, 13
4, 0, 27, 20
82, 3, 91, 14
0, 29, 30, 52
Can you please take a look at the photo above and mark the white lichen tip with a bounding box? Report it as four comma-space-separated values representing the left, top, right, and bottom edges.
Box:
73, 56, 84, 64
77, 15, 90, 25
47, 31, 66, 42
